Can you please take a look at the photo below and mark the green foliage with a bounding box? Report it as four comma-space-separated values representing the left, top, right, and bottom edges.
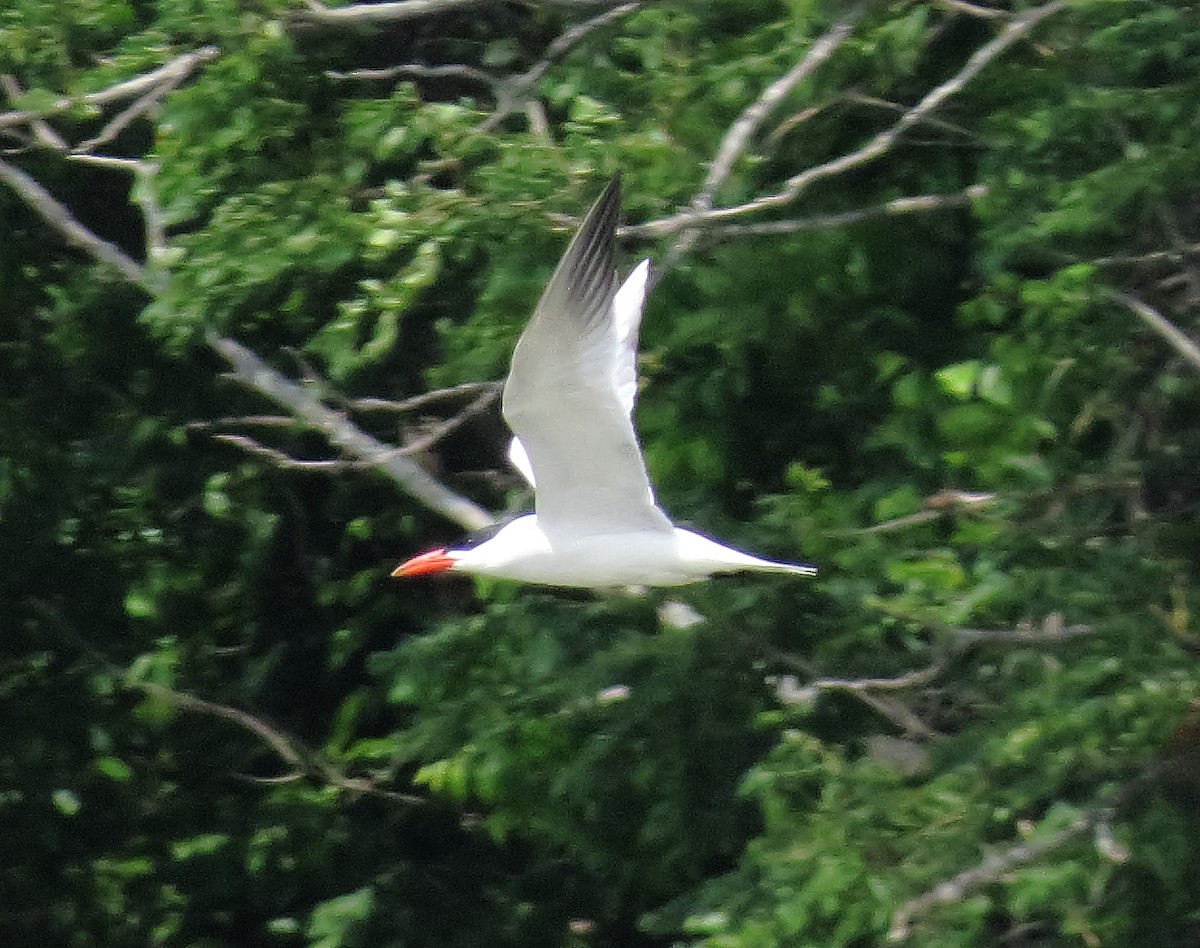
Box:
3, 1, 1200, 946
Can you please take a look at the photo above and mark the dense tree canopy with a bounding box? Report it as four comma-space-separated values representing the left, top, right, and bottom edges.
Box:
3, 1, 1199, 945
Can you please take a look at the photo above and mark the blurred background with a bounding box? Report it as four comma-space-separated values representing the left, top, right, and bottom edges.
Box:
2, 1, 1199, 945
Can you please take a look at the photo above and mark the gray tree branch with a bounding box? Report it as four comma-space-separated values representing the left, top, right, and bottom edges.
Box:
0, 46, 219, 129
206, 332, 495, 530
656, 5, 866, 275
1107, 289, 1200, 374
0, 140, 494, 532
629, 1, 1067, 240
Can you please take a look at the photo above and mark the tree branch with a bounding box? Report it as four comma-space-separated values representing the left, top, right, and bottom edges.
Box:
1106, 288, 1200, 374
479, 2, 642, 132
326, 62, 496, 86
657, 5, 866, 273
696, 5, 868, 213
350, 380, 502, 414
32, 597, 425, 805
0, 140, 494, 530
630, 1, 1067, 240
205, 385, 500, 476
291, 0, 491, 26
0, 46, 219, 129
701, 187, 986, 238
888, 802, 1114, 941
0, 154, 153, 289
206, 332, 495, 530
291, 0, 631, 27
886, 747, 1197, 943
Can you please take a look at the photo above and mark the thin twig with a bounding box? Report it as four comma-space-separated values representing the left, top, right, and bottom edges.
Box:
0, 74, 66, 148
193, 415, 297, 429
888, 803, 1114, 941
31, 597, 425, 806
935, 0, 1009, 19
398, 387, 501, 455
841, 90, 977, 139
698, 6, 868, 211
210, 386, 500, 472
211, 433, 349, 470
810, 660, 949, 693
951, 618, 1093, 651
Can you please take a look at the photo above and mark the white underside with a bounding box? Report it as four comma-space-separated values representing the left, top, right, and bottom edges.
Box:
450, 516, 815, 589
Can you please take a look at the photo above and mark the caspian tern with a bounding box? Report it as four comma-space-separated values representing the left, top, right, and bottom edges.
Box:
392, 177, 815, 588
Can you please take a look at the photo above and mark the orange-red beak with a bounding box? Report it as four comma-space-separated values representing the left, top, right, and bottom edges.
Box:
391, 548, 456, 578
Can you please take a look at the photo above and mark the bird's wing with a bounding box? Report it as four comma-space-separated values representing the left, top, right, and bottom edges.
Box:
507, 257, 650, 490
502, 177, 672, 540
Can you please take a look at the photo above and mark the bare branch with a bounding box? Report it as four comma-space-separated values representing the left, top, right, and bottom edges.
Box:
0, 154, 152, 288
951, 616, 1094, 651
291, 0, 494, 27
658, 5, 866, 272
697, 5, 868, 213
0, 143, 491, 528
63, 153, 141, 170
479, 2, 641, 133
0, 74, 67, 149
207, 332, 495, 530
194, 414, 297, 428
209, 385, 500, 474
935, 0, 1009, 19
132, 680, 425, 805
701, 187, 986, 238
630, 1, 1067, 240
32, 596, 424, 806
327, 62, 496, 86
527, 2, 640, 87
810, 660, 948, 694
888, 803, 1114, 941
1087, 242, 1200, 268
292, 0, 631, 27
857, 691, 942, 739
0, 46, 219, 129
840, 91, 978, 140
398, 386, 501, 455
1106, 288, 1200, 374
211, 433, 351, 471
828, 487, 997, 537
890, 748, 1200, 940
73, 77, 181, 153
350, 380, 503, 413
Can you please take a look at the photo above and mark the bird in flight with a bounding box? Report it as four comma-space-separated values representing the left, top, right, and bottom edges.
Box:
392, 177, 815, 588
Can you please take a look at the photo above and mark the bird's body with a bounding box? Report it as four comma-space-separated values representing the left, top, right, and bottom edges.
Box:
401, 516, 814, 588
393, 177, 815, 589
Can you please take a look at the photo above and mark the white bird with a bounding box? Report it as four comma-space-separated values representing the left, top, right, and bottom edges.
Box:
392, 177, 815, 588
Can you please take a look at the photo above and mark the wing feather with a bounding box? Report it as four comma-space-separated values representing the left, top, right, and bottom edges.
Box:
501, 177, 671, 539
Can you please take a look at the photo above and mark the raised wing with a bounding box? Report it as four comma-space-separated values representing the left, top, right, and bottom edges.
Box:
507, 257, 650, 490
501, 177, 671, 540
